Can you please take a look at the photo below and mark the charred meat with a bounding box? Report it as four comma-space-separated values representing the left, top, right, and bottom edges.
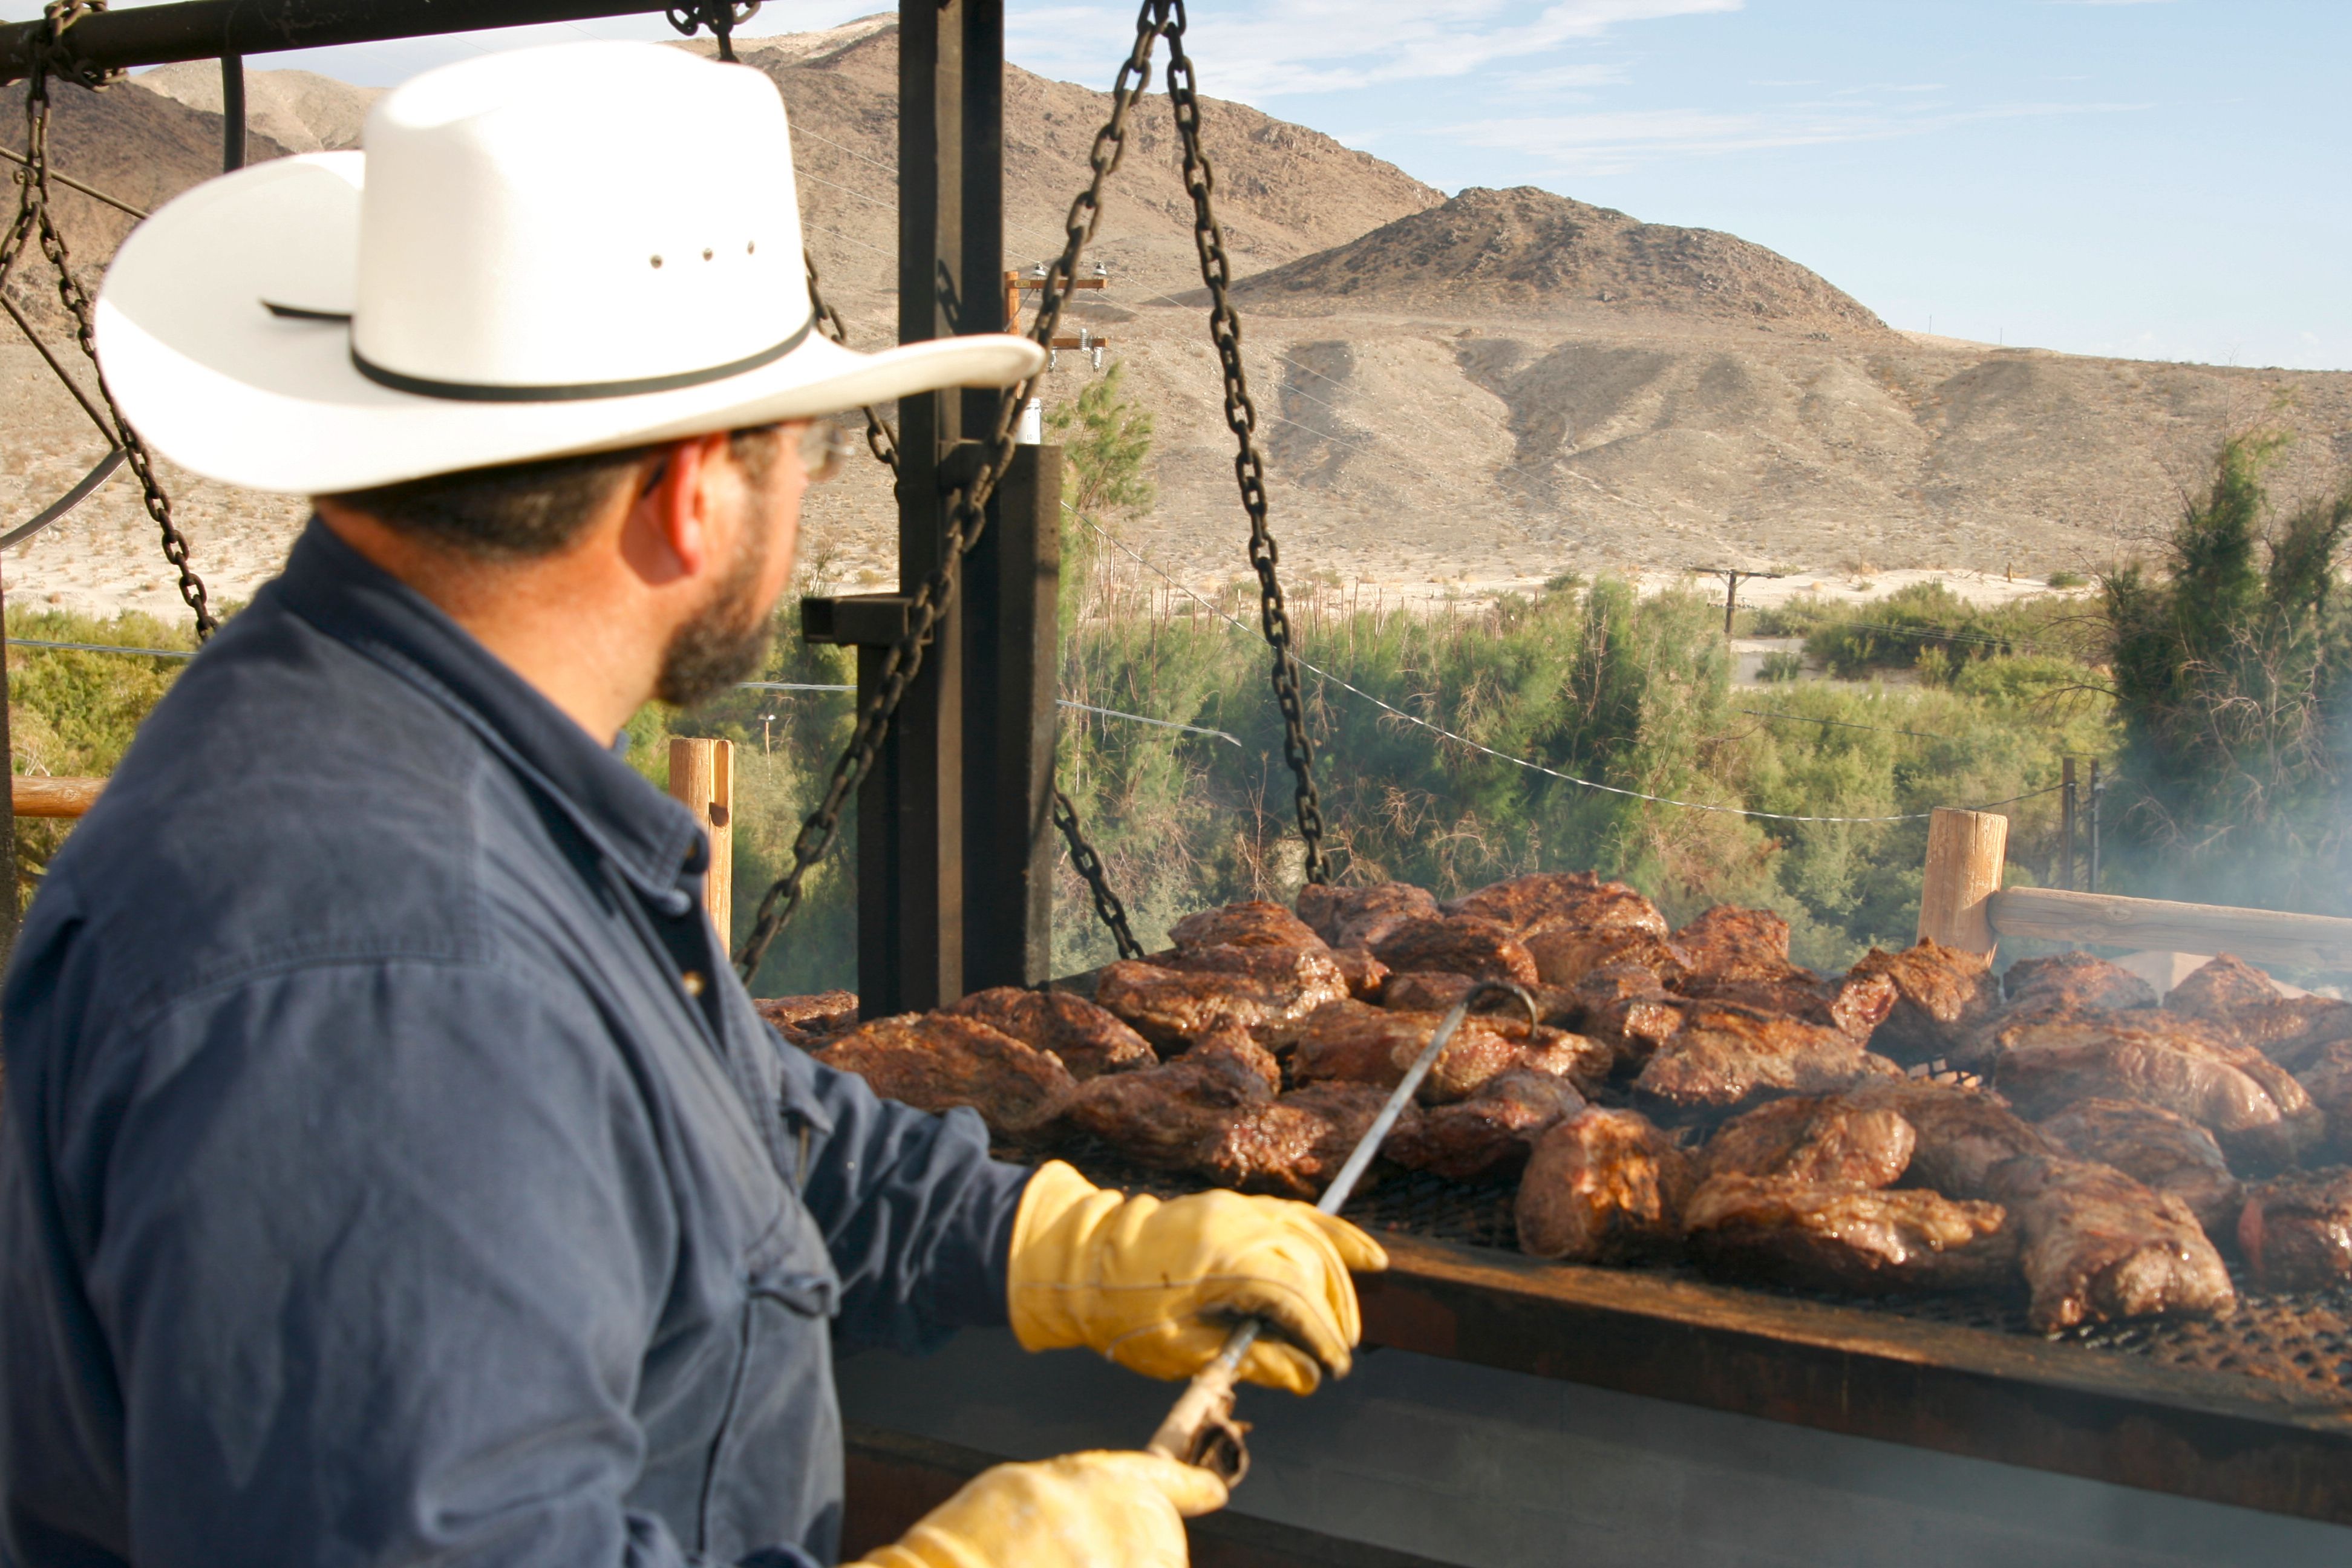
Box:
754, 990, 860, 1050
1383, 1069, 1587, 1182
2035, 1098, 2241, 1239
2163, 954, 2352, 1071
1290, 998, 1610, 1102
1515, 1108, 1695, 1263
2238, 1168, 2352, 1292
945, 987, 1156, 1081
1064, 1030, 1280, 1167
1844, 940, 1999, 1065
1093, 944, 1350, 1051
1681, 970, 1899, 1044
1631, 1001, 1886, 1111
1295, 881, 1442, 950
1700, 1095, 1916, 1189
1379, 969, 1578, 1027
1670, 906, 1803, 984
1370, 915, 1541, 987
1843, 1079, 2051, 1199
1986, 1155, 2235, 1332
1170, 899, 1327, 953
1195, 1082, 1408, 1200
1684, 1175, 2016, 1295
1446, 871, 1668, 946
2003, 952, 2160, 1016
1991, 1014, 2317, 1169
814, 1013, 1076, 1142
1570, 963, 1685, 1070
2295, 1040, 2352, 1161
1331, 947, 1391, 1001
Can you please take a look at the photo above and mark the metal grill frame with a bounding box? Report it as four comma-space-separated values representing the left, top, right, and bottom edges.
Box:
1061, 1149, 2352, 1526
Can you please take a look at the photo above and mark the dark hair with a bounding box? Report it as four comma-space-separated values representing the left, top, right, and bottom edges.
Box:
324, 426, 786, 561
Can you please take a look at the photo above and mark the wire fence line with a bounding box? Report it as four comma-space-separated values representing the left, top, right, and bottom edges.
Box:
1070, 510, 2069, 826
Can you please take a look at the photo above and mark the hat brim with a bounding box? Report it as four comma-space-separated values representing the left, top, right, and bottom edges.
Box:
96, 153, 1047, 494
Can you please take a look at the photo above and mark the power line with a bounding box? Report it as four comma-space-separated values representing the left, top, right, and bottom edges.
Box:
1072, 509, 2062, 826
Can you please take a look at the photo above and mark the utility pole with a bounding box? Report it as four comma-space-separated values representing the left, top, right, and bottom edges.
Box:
1688, 564, 1784, 638
2060, 757, 2076, 892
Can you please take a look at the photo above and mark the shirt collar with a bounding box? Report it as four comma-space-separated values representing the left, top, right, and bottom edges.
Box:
272, 518, 702, 905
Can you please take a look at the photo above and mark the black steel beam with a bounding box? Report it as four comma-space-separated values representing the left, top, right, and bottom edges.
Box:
0, 1, 669, 85
960, 441, 1059, 993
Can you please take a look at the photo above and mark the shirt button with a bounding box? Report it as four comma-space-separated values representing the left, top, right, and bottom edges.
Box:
681, 971, 707, 997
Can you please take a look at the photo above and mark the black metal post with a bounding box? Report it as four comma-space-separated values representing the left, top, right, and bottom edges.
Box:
962, 443, 1059, 992
0, 569, 18, 968
848, 0, 1005, 1016
219, 52, 245, 172
2088, 759, 2102, 894
2060, 757, 2076, 892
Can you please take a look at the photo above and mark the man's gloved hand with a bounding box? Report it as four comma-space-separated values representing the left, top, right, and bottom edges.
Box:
850, 1449, 1226, 1568
1007, 1160, 1388, 1394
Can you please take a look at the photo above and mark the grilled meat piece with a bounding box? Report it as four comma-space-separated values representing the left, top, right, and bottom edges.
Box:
1530, 928, 1694, 990
1379, 969, 1578, 1026
754, 990, 860, 1049
1195, 1082, 1409, 1200
1383, 1069, 1587, 1182
814, 1013, 1076, 1142
2238, 1168, 2352, 1292
1684, 1175, 2016, 1295
1065, 1030, 1279, 1168
1987, 1155, 2235, 1331
1446, 871, 1669, 946
1515, 1108, 1695, 1263
2036, 1099, 2241, 1240
2004, 952, 2160, 1015
1631, 1001, 1887, 1110
1844, 939, 1999, 1065
945, 987, 1156, 1081
1991, 1015, 2318, 1169
1331, 946, 1391, 1001
1671, 906, 1802, 984
1094, 944, 1350, 1051
2295, 1040, 2352, 1161
1700, 1095, 1916, 1189
1571, 963, 1685, 1070
1170, 900, 1327, 952
1291, 998, 1610, 1102
1370, 915, 1541, 986
1681, 971, 1900, 1044
2164, 955, 2352, 1071
1295, 881, 1442, 950
1845, 1079, 2051, 1199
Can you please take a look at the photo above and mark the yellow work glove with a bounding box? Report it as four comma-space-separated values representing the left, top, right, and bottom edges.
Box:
851, 1449, 1226, 1568
1007, 1160, 1388, 1394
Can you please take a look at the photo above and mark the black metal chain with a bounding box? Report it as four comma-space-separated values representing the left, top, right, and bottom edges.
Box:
664, 2, 759, 61
1158, 4, 1327, 884
802, 246, 902, 481
733, 0, 1168, 983
2, 4, 215, 641
1053, 786, 1143, 961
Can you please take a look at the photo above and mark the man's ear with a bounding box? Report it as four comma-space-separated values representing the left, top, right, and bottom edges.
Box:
624, 431, 732, 587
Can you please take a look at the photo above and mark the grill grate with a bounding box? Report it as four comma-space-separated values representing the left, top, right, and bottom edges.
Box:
1046, 1143, 2352, 1403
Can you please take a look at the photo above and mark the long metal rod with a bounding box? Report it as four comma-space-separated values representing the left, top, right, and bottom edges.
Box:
0, 448, 123, 552
1, 0, 670, 84
0, 147, 147, 220
1146, 981, 1537, 1472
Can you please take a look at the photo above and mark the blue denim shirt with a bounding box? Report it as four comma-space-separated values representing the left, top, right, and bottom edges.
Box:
0, 521, 1032, 1567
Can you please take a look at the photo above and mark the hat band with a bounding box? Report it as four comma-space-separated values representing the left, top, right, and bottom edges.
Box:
263, 301, 815, 403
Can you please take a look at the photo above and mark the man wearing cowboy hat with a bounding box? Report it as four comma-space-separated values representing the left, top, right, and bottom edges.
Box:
0, 42, 1383, 1568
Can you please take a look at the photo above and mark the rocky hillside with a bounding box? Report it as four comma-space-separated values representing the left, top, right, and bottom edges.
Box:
132, 61, 377, 153
0, 19, 2347, 626
1232, 185, 1889, 336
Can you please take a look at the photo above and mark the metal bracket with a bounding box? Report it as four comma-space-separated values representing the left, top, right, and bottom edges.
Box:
800, 593, 912, 648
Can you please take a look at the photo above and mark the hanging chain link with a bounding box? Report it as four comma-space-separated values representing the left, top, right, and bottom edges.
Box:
1158, 2, 1327, 884
2, 4, 215, 641
733, 1, 1168, 983
1053, 787, 1143, 961
664, 2, 760, 60
802, 246, 902, 480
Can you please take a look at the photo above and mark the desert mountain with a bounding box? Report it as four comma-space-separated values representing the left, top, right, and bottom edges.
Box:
1, 19, 2348, 624
1232, 185, 1888, 337
131, 61, 378, 153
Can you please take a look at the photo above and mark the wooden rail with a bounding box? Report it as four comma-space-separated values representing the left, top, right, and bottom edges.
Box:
1990, 886, 2352, 973
11, 776, 102, 818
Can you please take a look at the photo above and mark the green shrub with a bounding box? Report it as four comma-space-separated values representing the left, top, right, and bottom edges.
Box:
1759, 650, 1803, 683
2046, 570, 2086, 589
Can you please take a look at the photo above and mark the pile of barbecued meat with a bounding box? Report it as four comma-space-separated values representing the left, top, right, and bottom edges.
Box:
759, 872, 2352, 1332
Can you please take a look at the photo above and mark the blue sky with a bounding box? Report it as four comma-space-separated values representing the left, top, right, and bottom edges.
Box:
13, 1, 2346, 371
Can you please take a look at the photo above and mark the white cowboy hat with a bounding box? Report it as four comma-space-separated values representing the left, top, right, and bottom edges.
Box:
96, 41, 1044, 495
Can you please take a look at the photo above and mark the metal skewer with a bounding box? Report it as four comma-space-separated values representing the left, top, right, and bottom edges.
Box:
1145, 980, 1539, 1481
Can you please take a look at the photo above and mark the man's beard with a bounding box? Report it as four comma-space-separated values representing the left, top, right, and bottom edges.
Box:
655, 517, 778, 708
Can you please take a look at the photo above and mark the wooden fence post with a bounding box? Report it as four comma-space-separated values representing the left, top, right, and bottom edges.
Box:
668, 738, 733, 946
1918, 806, 2008, 957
